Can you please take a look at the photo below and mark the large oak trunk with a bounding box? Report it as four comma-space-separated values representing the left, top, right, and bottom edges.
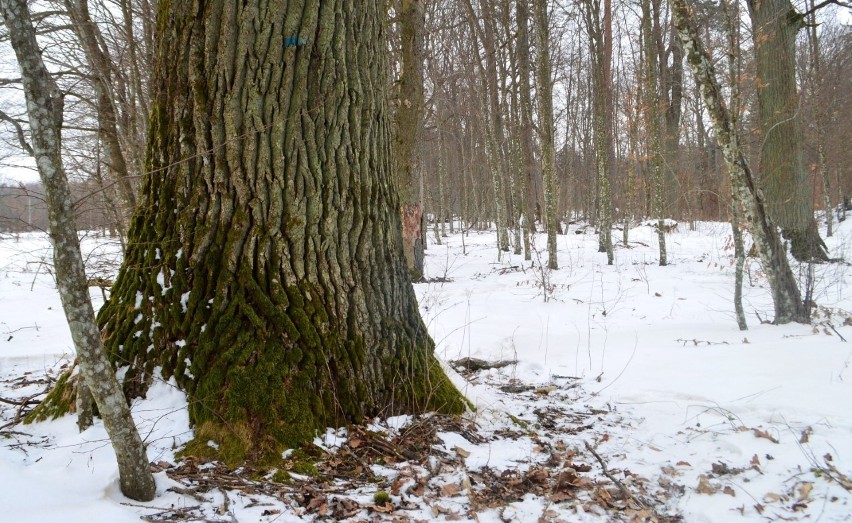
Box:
747, 0, 827, 261
98, 0, 465, 463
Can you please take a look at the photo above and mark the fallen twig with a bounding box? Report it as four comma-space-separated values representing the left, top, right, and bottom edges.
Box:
584, 441, 647, 509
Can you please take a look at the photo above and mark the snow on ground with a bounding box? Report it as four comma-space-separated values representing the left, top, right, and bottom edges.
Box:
1, 219, 851, 522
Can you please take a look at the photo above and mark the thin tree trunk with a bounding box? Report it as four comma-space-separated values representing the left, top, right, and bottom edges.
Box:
64, 0, 137, 231
732, 202, 748, 330
723, 0, 748, 331
805, 0, 832, 238
642, 0, 668, 266
534, 0, 559, 270
516, 0, 537, 261
583, 0, 614, 265
1, 0, 155, 501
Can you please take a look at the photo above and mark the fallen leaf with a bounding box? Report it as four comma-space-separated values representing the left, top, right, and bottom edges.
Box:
752, 428, 779, 444
697, 475, 718, 495
763, 492, 783, 503
454, 446, 471, 458
723, 486, 736, 497
331, 498, 361, 519
676, 460, 692, 467
305, 494, 327, 513
800, 427, 812, 444
441, 483, 461, 496
527, 467, 550, 484
661, 465, 679, 476
798, 482, 813, 501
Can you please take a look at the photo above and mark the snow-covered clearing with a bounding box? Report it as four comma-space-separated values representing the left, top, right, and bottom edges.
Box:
1, 220, 850, 522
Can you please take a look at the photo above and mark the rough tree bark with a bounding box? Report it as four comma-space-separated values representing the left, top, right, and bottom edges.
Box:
746, 0, 827, 261
95, 0, 466, 464
0, 0, 155, 501
671, 0, 807, 324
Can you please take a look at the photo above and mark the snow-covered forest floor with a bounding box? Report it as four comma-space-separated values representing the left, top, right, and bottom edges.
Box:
1, 219, 851, 522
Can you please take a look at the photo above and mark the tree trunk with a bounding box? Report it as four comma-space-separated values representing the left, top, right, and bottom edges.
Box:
664, 20, 684, 217
671, 0, 807, 324
804, 0, 832, 238
583, 0, 614, 265
516, 0, 537, 262
0, 0, 156, 500
462, 0, 510, 255
746, 0, 827, 261
642, 0, 668, 266
534, 0, 559, 270
96, 0, 465, 464
396, 0, 426, 280
723, 0, 747, 331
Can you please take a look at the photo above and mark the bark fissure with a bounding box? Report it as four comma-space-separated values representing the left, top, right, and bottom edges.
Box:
97, 0, 465, 464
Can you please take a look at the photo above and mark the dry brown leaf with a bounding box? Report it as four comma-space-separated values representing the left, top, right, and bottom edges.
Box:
454, 446, 471, 458
349, 437, 362, 448
723, 486, 736, 497
676, 460, 692, 467
660, 465, 679, 477
798, 482, 813, 501
391, 477, 406, 496
306, 494, 327, 513
331, 498, 361, 519
441, 483, 461, 497
752, 428, 779, 444
527, 467, 550, 484
696, 475, 718, 495
763, 492, 783, 503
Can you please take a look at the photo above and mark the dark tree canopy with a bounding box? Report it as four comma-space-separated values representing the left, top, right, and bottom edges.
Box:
98, 0, 466, 464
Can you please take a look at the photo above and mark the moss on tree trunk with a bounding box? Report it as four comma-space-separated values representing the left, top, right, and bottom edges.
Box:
95, 0, 465, 465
